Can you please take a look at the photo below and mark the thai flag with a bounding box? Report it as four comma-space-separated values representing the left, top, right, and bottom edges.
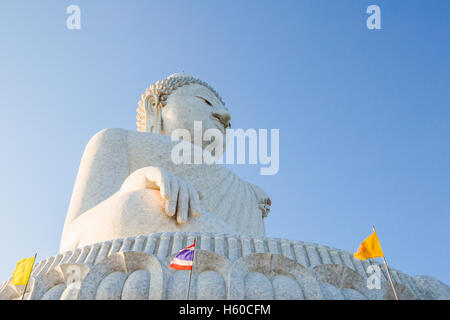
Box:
169, 241, 196, 270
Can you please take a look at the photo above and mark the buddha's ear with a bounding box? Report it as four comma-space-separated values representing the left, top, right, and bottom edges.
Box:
144, 94, 162, 133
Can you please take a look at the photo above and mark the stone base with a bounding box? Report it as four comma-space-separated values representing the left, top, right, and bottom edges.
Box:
1, 232, 449, 300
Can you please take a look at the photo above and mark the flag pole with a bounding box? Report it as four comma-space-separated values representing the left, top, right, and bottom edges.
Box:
372, 226, 399, 300
186, 238, 196, 300
21, 253, 37, 301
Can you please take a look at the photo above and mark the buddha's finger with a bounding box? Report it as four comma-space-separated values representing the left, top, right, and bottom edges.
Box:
158, 169, 171, 200
176, 182, 189, 224
167, 180, 178, 217
165, 200, 171, 217
188, 186, 201, 218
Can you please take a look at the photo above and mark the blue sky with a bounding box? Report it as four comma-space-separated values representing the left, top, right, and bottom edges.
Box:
0, 1, 449, 286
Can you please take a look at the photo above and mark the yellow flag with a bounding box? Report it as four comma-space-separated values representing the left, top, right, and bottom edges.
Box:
354, 231, 384, 260
11, 257, 35, 285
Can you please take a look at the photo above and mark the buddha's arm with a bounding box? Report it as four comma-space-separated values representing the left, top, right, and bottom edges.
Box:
120, 166, 202, 222
61, 129, 206, 251
61, 128, 130, 239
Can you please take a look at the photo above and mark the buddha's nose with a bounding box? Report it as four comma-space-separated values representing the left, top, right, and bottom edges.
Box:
212, 111, 231, 128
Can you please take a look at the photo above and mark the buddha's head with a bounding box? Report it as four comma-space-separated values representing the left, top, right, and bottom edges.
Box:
137, 73, 231, 149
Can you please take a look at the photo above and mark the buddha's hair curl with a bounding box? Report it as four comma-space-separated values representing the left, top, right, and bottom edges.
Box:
136, 74, 225, 132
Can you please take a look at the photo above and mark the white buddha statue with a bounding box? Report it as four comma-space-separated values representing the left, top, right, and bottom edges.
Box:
60, 73, 271, 252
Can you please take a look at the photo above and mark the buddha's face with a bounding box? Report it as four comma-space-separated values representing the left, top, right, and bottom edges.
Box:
160, 83, 231, 149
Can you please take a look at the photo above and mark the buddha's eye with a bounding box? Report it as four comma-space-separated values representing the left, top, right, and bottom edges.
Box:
196, 96, 213, 107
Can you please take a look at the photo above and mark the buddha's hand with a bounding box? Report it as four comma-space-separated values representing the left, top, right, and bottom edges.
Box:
119, 166, 202, 224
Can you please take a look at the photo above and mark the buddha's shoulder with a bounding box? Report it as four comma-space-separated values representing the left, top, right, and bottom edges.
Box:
85, 128, 128, 148
85, 128, 172, 149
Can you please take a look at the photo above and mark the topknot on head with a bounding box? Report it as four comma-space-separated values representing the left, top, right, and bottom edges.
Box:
167, 72, 193, 79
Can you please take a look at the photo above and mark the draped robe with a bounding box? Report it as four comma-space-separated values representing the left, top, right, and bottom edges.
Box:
60, 128, 270, 252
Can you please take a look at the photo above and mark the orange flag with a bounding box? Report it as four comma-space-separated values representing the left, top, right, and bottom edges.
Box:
354, 231, 384, 260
